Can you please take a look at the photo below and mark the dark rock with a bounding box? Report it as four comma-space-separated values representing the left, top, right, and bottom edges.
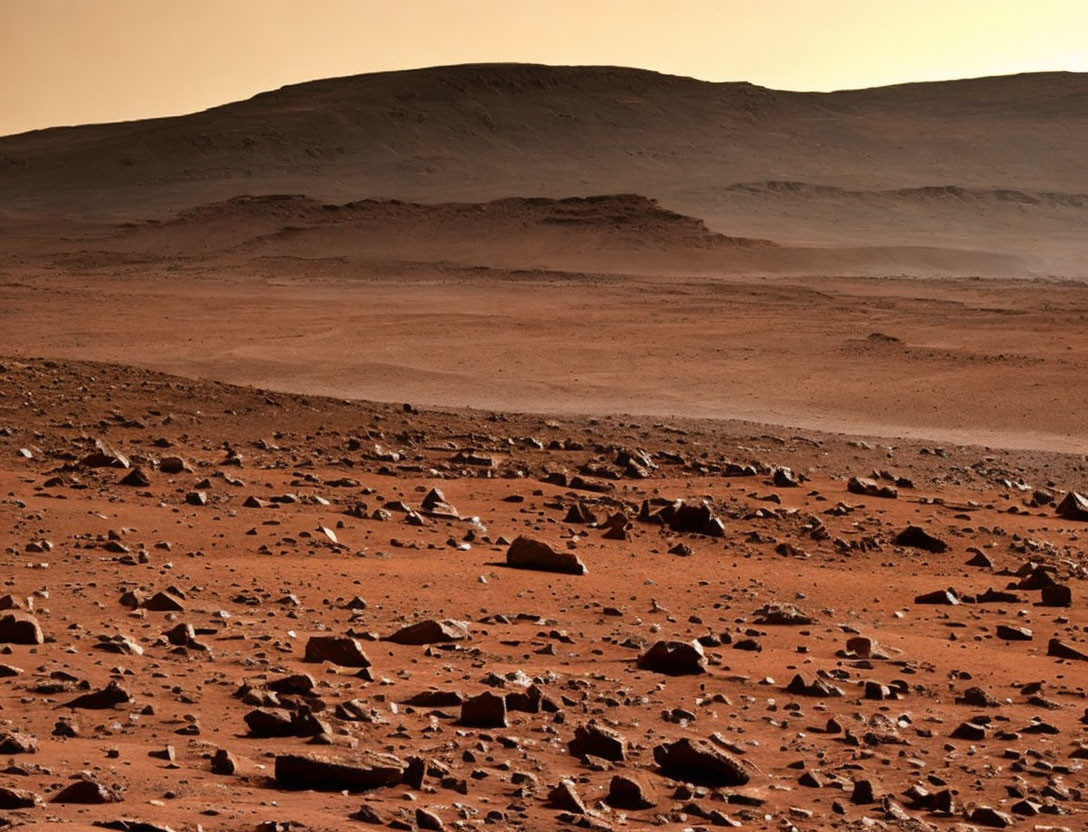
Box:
606, 773, 657, 809
653, 737, 751, 786
1056, 491, 1088, 521
637, 639, 706, 675
385, 619, 469, 645
304, 635, 371, 667
459, 691, 507, 728
895, 525, 948, 552
548, 779, 587, 813
568, 721, 626, 761
1048, 638, 1088, 661
506, 536, 587, 575
274, 752, 406, 791
0, 612, 43, 644
53, 778, 122, 804
211, 748, 236, 775
0, 785, 41, 808
64, 681, 132, 710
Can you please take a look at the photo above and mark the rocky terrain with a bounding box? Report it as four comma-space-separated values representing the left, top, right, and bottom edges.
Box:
0, 356, 1085, 831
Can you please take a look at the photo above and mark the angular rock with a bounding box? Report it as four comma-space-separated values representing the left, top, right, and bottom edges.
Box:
64, 681, 132, 710
119, 467, 151, 487
568, 721, 626, 762
385, 619, 469, 645
459, 691, 507, 728
0, 612, 43, 644
607, 773, 657, 809
274, 752, 405, 792
53, 778, 122, 804
653, 737, 751, 786
0, 785, 41, 808
506, 536, 587, 575
637, 640, 706, 675
0, 730, 38, 754
895, 525, 948, 552
1048, 638, 1088, 661
304, 635, 371, 667
548, 778, 587, 813
1056, 491, 1088, 521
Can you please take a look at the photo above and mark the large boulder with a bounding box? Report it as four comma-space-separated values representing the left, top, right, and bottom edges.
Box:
895, 525, 948, 552
653, 737, 751, 786
304, 635, 371, 667
459, 691, 507, 728
274, 752, 405, 792
568, 721, 627, 761
506, 536, 586, 575
0, 613, 43, 645
637, 640, 706, 675
386, 619, 469, 645
1056, 491, 1088, 521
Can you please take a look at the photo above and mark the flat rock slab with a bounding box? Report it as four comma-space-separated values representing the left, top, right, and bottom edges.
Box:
274, 752, 406, 792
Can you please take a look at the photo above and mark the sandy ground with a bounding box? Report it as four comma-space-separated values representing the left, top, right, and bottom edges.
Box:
0, 357, 1085, 832
3, 259, 1087, 454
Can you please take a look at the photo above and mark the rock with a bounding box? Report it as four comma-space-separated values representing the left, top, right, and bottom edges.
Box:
385, 619, 469, 645
845, 636, 877, 658
244, 708, 296, 737
665, 500, 725, 536
402, 689, 464, 708
53, 778, 122, 804
1047, 638, 1088, 661
119, 467, 151, 487
568, 721, 627, 761
460, 691, 507, 728
848, 476, 897, 498
652, 737, 751, 786
950, 720, 988, 741
996, 624, 1032, 641
548, 778, 587, 813
851, 779, 876, 804
506, 536, 587, 575
968, 806, 1014, 828
786, 674, 844, 697
64, 681, 132, 710
1039, 584, 1072, 607
753, 602, 813, 625
0, 730, 37, 753
955, 686, 1000, 707
82, 439, 130, 468
415, 808, 444, 830
274, 752, 406, 791
0, 785, 41, 808
637, 640, 706, 675
420, 488, 459, 518
966, 548, 994, 568
606, 773, 657, 809
304, 635, 371, 667
914, 588, 960, 605
773, 467, 801, 487
0, 612, 43, 644
184, 490, 207, 506
143, 590, 185, 612
211, 748, 237, 775
895, 525, 948, 552
1055, 491, 1088, 521
159, 455, 191, 474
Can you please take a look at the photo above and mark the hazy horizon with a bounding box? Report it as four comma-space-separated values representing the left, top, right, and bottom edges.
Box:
2, 0, 1087, 136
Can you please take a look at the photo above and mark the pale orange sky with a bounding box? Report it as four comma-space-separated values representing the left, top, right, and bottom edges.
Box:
2, 0, 1087, 137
